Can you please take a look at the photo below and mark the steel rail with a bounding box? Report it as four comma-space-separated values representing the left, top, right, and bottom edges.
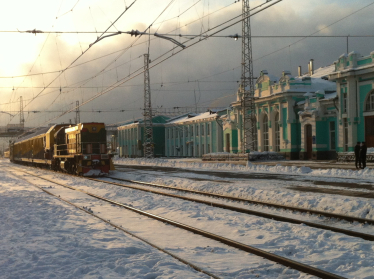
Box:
113, 166, 374, 225
14, 168, 346, 279
9, 169, 219, 279
87, 177, 374, 242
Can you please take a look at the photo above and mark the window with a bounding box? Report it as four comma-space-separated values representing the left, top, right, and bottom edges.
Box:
207, 124, 210, 136
207, 144, 210, 154
202, 144, 205, 154
365, 91, 374, 111
191, 145, 194, 157
201, 124, 204, 136
196, 144, 199, 156
263, 114, 269, 151
190, 126, 194, 137
344, 118, 348, 152
166, 129, 169, 139
196, 125, 199, 136
274, 113, 280, 152
343, 93, 348, 113
330, 121, 336, 150
184, 126, 188, 136
171, 145, 174, 156
171, 128, 174, 139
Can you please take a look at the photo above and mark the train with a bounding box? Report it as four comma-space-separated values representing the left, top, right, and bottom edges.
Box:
9, 122, 114, 176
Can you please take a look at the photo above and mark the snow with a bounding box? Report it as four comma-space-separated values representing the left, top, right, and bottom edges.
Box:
114, 157, 374, 180
0, 163, 206, 278
2, 157, 374, 278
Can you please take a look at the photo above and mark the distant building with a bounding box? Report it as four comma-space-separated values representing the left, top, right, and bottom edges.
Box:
117, 115, 169, 157
164, 110, 225, 157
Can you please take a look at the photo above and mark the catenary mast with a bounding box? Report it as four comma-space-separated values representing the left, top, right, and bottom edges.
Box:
143, 53, 154, 158
241, 0, 256, 153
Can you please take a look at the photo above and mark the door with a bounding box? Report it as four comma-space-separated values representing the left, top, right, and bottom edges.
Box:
226, 133, 230, 152
305, 125, 312, 159
365, 116, 374, 147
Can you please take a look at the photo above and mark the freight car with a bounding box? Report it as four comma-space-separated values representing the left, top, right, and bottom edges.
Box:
9, 122, 114, 176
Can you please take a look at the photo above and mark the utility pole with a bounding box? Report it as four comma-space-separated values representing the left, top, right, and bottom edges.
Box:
241, 0, 256, 153
143, 53, 154, 158
75, 100, 80, 124
20, 96, 24, 128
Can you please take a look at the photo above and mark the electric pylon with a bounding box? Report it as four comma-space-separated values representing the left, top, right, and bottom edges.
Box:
75, 100, 80, 124
143, 53, 154, 158
241, 0, 256, 153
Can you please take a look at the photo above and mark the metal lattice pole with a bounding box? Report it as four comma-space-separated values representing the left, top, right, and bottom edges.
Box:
143, 54, 154, 158
20, 96, 24, 127
75, 100, 80, 124
241, 0, 256, 153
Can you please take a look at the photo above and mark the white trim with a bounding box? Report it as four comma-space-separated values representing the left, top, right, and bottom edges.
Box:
363, 111, 374, 116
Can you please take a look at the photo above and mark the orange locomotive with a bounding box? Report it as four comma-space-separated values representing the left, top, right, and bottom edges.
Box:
10, 122, 114, 176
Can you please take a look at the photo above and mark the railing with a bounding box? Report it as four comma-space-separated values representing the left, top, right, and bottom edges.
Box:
337, 152, 374, 162
55, 142, 107, 156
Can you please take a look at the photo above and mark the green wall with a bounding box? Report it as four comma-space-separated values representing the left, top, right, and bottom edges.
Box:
358, 84, 372, 141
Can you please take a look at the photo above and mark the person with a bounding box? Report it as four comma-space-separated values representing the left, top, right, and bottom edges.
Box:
360, 142, 367, 169
354, 142, 361, 169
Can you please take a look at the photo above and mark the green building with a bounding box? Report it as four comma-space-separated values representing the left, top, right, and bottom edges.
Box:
329, 51, 374, 160
117, 115, 169, 157
165, 111, 225, 157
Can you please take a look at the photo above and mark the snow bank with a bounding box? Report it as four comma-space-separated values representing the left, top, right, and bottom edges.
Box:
114, 158, 374, 179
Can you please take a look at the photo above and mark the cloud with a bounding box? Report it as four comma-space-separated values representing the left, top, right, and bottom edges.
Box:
1, 0, 374, 128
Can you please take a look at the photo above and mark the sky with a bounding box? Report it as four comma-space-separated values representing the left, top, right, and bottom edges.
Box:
1, 0, 374, 131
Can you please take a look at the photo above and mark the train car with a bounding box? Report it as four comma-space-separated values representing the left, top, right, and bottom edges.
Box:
9, 122, 114, 176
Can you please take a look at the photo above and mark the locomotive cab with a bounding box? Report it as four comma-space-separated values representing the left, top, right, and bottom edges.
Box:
54, 123, 113, 176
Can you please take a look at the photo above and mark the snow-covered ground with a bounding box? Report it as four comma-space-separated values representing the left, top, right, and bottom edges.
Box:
2, 158, 374, 278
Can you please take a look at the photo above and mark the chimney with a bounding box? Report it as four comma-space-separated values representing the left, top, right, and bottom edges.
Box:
309, 59, 314, 75
298, 66, 302, 77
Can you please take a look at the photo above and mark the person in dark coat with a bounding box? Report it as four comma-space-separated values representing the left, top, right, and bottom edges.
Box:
354, 142, 361, 169
360, 142, 367, 169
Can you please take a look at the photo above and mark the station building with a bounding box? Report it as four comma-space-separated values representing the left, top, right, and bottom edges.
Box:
224, 50, 374, 161
329, 51, 374, 158
225, 60, 336, 159
115, 50, 374, 161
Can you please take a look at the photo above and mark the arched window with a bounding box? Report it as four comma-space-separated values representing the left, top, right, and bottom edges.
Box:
274, 113, 280, 152
365, 91, 374, 111
263, 114, 269, 151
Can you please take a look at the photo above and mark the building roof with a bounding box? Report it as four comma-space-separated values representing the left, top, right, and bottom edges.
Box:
167, 111, 220, 125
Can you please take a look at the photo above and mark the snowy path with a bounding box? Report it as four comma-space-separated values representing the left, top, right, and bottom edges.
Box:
0, 164, 211, 278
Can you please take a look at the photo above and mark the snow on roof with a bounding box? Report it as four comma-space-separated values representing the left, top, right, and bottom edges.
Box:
323, 92, 337, 100
14, 127, 50, 143
299, 64, 335, 79
167, 111, 218, 125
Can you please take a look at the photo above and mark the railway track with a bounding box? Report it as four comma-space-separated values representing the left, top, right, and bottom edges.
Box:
112, 165, 374, 221
10, 167, 347, 279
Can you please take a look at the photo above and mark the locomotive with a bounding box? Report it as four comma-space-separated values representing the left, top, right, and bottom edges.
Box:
9, 122, 114, 176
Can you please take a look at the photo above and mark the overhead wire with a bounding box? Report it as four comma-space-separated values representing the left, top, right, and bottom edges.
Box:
24, 0, 280, 130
